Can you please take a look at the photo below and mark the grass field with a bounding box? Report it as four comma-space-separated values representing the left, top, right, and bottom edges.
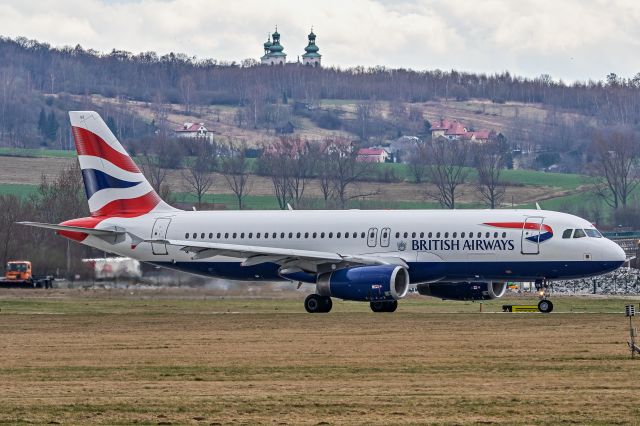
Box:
1, 289, 639, 425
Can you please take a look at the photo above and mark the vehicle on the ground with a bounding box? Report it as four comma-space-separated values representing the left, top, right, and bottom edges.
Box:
20, 112, 626, 313
0, 260, 53, 288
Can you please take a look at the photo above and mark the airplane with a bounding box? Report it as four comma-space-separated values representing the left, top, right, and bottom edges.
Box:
19, 111, 626, 314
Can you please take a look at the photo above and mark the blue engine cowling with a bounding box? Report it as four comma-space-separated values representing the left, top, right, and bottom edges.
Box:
416, 281, 507, 301
316, 265, 410, 302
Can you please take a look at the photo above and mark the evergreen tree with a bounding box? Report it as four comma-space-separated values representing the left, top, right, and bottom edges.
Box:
37, 108, 47, 139
106, 116, 118, 138
46, 111, 59, 141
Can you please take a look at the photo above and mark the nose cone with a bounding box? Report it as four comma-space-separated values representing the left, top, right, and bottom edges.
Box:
608, 239, 626, 264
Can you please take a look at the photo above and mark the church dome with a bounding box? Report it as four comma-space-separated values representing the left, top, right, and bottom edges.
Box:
305, 43, 319, 53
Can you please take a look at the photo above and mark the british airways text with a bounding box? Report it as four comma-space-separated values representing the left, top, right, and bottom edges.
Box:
411, 239, 515, 251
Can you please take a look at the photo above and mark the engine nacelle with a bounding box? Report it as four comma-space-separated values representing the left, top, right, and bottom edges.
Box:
317, 265, 410, 302
416, 281, 507, 301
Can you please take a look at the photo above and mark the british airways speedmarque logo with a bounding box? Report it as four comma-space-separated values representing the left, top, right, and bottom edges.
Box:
483, 222, 554, 243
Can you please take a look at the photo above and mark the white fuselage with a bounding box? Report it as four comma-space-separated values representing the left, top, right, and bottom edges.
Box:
79, 208, 626, 284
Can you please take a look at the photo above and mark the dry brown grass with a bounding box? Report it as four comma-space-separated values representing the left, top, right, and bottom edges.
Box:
0, 290, 639, 425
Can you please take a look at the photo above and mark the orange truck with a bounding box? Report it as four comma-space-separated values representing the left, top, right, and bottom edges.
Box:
0, 261, 53, 288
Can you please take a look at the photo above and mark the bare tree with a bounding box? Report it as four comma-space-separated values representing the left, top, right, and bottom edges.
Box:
425, 137, 470, 209
137, 137, 174, 203
319, 137, 378, 209
220, 142, 252, 210
589, 129, 640, 209
473, 142, 506, 208
183, 143, 216, 209
407, 141, 429, 183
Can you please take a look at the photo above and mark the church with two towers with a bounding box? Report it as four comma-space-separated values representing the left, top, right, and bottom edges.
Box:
261, 27, 321, 66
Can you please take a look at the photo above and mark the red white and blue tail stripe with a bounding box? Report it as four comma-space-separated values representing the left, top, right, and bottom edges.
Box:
70, 111, 175, 217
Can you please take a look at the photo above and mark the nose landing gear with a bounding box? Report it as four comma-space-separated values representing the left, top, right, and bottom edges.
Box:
535, 279, 554, 313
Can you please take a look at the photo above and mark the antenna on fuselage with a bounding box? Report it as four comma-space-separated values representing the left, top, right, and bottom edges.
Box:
287, 203, 294, 211
535, 202, 542, 210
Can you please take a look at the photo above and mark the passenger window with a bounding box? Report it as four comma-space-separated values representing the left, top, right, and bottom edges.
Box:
344, 232, 349, 239
272, 233, 277, 238
209, 233, 213, 239
256, 233, 261, 238
493, 232, 498, 238
353, 232, 357, 238
313, 232, 317, 238
296, 232, 301, 238
444, 232, 449, 238
200, 233, 204, 239
562, 229, 573, 239
329, 232, 333, 238
395, 232, 400, 238
225, 233, 229, 238
264, 233, 268, 239
502, 232, 506, 238
233, 233, 237, 238
185, 233, 189, 239
452, 232, 457, 238
403, 232, 408, 238
436, 232, 441, 238
461, 232, 465, 238
281, 232, 285, 238
382, 231, 388, 238
573, 229, 586, 239
337, 232, 341, 238
428, 232, 433, 238
248, 233, 253, 238
288, 232, 293, 238
304, 232, 309, 238
321, 232, 325, 238
420, 232, 424, 238
485, 232, 490, 238
217, 233, 221, 239
477, 232, 481, 238
193, 233, 197, 239
240, 233, 245, 238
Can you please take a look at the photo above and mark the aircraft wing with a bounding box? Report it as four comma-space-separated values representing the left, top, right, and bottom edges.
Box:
147, 238, 408, 273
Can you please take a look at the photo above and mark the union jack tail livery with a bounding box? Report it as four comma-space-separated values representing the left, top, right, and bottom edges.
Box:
70, 111, 175, 217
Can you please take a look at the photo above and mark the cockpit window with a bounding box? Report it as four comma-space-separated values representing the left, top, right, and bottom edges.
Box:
573, 229, 586, 239
562, 229, 573, 239
585, 228, 603, 238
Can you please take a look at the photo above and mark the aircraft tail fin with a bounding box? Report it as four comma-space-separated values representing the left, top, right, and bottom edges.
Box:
69, 111, 176, 217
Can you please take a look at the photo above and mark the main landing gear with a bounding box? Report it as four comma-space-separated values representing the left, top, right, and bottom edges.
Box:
304, 294, 333, 313
535, 279, 554, 313
370, 300, 398, 313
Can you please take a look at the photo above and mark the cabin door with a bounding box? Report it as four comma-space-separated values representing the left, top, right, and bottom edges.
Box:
380, 227, 391, 247
521, 217, 544, 255
151, 218, 171, 255
367, 227, 378, 247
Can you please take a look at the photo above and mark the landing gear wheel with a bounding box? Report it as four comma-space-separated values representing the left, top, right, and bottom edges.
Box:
370, 300, 398, 313
321, 296, 333, 313
538, 299, 553, 313
305, 294, 332, 313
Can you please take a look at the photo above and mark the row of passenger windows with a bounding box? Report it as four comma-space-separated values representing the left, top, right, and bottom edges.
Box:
562, 228, 603, 239
184, 230, 509, 240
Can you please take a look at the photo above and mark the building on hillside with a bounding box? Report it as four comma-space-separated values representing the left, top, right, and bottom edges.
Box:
260, 27, 321, 67
356, 147, 390, 163
301, 29, 321, 66
174, 122, 213, 141
261, 27, 287, 65
430, 118, 492, 143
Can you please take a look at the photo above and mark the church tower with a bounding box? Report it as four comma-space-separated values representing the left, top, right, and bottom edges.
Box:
261, 27, 287, 65
301, 28, 321, 66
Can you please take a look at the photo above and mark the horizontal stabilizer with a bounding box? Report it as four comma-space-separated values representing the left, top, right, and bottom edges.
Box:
17, 221, 124, 236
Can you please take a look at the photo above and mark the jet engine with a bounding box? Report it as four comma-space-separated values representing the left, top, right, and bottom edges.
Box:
317, 265, 410, 302
416, 281, 507, 301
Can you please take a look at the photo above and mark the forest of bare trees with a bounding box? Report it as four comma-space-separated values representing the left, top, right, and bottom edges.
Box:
1, 36, 640, 150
